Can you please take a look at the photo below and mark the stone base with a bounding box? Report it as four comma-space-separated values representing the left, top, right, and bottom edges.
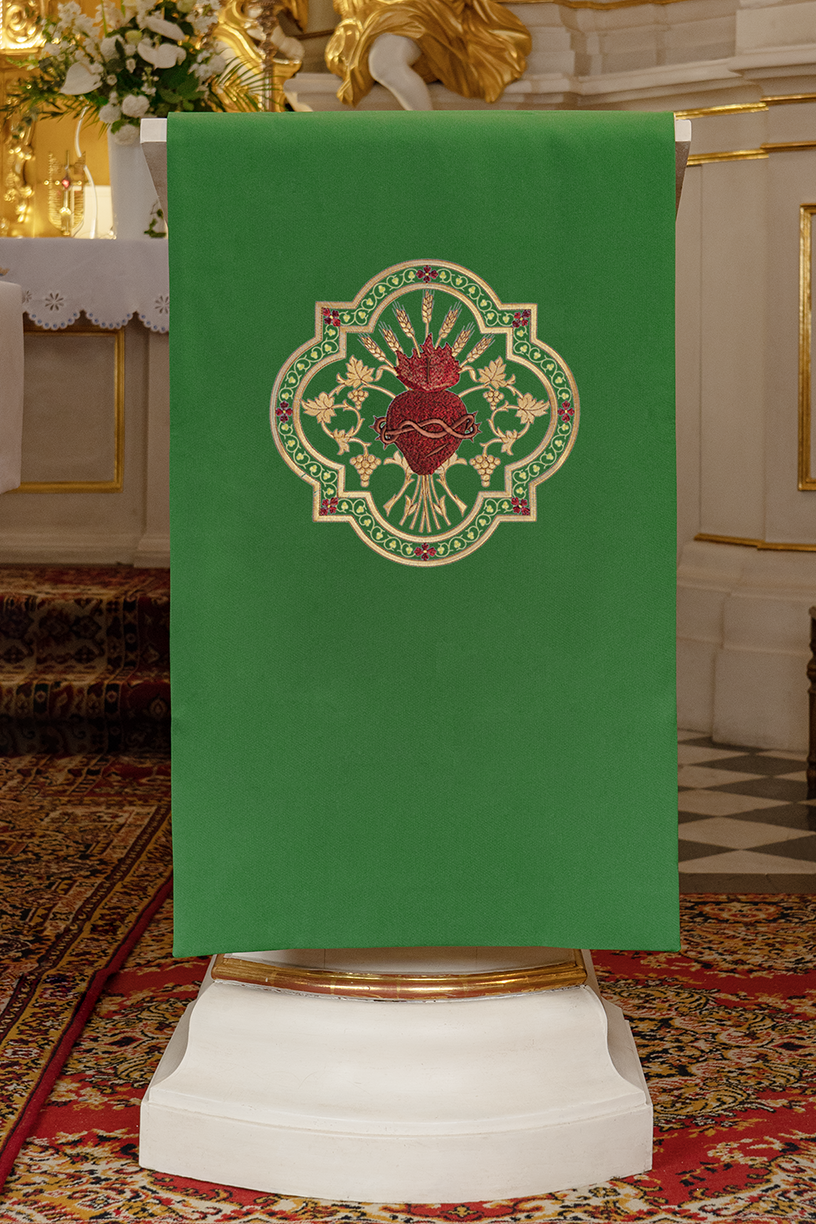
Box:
677, 540, 816, 752
140, 959, 652, 1201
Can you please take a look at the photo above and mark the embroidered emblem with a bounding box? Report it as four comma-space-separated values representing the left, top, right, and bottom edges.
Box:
270, 260, 579, 566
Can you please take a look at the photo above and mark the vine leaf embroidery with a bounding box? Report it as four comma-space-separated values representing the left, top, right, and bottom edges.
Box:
515, 393, 549, 425
303, 392, 336, 424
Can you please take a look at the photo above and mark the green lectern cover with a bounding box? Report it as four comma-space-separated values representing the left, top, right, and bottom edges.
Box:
168, 109, 679, 957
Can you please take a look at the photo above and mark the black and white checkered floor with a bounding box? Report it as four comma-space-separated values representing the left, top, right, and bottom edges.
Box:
678, 730, 816, 893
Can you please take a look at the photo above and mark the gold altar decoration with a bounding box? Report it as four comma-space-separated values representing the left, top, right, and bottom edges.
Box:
216, 0, 306, 111
0, 0, 45, 54
2, 109, 33, 230
326, 0, 532, 107
1, 0, 47, 232
217, 0, 266, 71
1, 0, 96, 235
44, 149, 85, 237
2, 109, 108, 236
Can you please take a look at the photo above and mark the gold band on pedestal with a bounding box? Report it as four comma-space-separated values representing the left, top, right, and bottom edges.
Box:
211, 949, 587, 999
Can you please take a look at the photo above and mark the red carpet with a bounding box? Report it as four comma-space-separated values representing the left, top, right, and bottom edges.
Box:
0, 894, 814, 1220
0, 753, 172, 1187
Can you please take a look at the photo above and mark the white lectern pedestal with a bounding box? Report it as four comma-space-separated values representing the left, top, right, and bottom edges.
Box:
140, 948, 652, 1201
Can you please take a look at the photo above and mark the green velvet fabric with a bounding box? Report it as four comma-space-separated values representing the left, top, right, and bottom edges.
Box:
168, 110, 679, 956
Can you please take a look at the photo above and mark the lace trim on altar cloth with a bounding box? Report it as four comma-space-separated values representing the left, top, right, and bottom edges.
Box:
0, 238, 169, 333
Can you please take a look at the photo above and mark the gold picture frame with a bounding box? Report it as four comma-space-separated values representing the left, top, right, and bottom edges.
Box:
799, 204, 816, 491
12, 322, 125, 493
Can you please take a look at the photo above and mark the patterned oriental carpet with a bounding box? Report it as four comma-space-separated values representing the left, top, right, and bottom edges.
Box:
0, 753, 172, 1189
0, 892, 814, 1221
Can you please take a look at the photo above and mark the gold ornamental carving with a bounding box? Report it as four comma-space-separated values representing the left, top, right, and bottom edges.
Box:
1, 0, 45, 53
216, 0, 307, 110
1, 0, 46, 231
326, 0, 532, 107
2, 108, 33, 230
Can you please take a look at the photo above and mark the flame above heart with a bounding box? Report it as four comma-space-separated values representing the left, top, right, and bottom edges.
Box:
395, 336, 461, 391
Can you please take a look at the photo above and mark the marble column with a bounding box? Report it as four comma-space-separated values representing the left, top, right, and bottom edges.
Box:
677, 4, 816, 751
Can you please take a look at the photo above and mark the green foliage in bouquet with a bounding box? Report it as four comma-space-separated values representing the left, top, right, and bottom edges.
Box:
4, 0, 260, 143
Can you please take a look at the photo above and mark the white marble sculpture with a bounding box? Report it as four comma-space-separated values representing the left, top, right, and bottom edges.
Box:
367, 31, 430, 109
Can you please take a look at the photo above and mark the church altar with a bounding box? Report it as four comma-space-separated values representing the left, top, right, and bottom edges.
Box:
0, 239, 170, 567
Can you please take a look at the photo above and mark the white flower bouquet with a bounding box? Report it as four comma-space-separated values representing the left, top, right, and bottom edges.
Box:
5, 0, 258, 143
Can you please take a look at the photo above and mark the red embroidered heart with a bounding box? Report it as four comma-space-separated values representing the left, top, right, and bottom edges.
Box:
379, 388, 476, 474
373, 336, 479, 474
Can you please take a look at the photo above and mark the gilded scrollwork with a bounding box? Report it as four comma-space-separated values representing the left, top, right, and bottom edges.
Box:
216, 0, 266, 71
1, 0, 46, 230
215, 0, 306, 108
2, 109, 34, 231
2, 0, 45, 53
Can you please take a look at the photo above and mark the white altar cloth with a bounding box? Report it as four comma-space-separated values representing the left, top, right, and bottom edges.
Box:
0, 238, 169, 332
